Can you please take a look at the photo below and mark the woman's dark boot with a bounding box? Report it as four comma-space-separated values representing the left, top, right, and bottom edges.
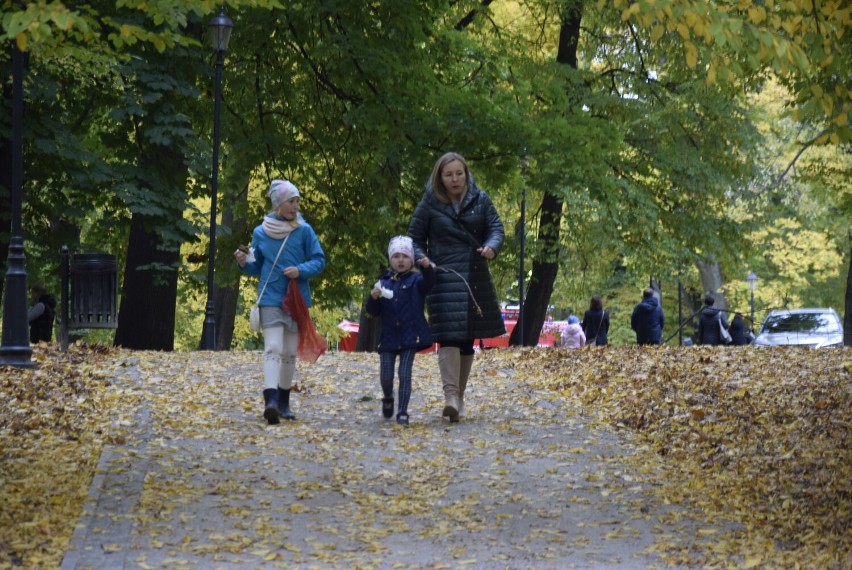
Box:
263, 389, 280, 424
278, 388, 296, 420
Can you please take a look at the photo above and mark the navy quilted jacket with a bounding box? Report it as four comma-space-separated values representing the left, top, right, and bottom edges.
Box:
366, 265, 436, 352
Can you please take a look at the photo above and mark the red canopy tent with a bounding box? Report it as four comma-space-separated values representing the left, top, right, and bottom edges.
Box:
338, 316, 565, 351
337, 319, 360, 352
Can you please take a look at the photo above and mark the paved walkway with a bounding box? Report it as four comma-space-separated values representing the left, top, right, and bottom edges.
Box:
61, 350, 696, 569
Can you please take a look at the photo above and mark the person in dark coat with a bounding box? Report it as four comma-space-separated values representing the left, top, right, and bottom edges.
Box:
408, 152, 505, 422
582, 295, 610, 346
366, 236, 436, 426
697, 294, 730, 345
631, 287, 664, 345
729, 312, 749, 346
28, 284, 56, 343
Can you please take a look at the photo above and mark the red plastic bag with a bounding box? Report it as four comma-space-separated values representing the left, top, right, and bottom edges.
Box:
283, 280, 327, 363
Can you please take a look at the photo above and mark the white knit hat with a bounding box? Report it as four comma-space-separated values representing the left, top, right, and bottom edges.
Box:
388, 235, 414, 262
269, 179, 300, 208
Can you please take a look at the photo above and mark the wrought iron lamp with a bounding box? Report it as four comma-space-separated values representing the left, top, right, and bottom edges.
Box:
0, 43, 33, 367
200, 7, 234, 350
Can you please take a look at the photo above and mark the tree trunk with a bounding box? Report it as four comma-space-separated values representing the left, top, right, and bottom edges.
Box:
356, 304, 379, 352
695, 255, 727, 310
357, 158, 403, 352
845, 245, 851, 346
113, 140, 187, 350
113, 214, 179, 350
509, 1, 582, 346
0, 139, 9, 305
213, 182, 249, 351
0, 57, 12, 302
356, 264, 385, 352
510, 191, 563, 346
214, 205, 239, 351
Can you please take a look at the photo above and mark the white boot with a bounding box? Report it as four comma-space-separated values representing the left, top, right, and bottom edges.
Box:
458, 354, 474, 419
438, 347, 460, 420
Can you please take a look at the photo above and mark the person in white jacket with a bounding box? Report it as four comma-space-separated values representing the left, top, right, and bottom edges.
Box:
561, 315, 586, 348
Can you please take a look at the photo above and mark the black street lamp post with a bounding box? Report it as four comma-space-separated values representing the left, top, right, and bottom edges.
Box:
0, 42, 34, 368
517, 180, 526, 346
746, 271, 758, 328
677, 279, 684, 346
199, 7, 234, 350
516, 150, 529, 347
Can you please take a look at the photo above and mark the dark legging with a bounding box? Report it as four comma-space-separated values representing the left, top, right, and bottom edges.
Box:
380, 348, 417, 417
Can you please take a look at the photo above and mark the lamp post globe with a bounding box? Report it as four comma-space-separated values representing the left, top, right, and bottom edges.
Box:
208, 8, 234, 52
199, 7, 234, 350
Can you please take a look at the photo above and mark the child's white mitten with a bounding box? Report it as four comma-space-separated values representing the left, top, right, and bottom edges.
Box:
373, 281, 393, 299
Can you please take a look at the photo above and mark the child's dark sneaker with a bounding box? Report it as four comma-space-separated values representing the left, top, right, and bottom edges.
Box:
396, 414, 409, 426
381, 397, 394, 419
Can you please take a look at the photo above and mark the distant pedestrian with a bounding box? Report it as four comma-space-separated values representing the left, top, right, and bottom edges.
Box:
366, 236, 436, 426
697, 295, 730, 345
28, 284, 56, 344
631, 287, 664, 345
729, 312, 750, 346
235, 180, 326, 424
581, 295, 610, 346
561, 315, 586, 348
408, 152, 505, 422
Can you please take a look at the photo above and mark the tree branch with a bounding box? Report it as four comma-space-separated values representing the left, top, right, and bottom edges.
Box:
771, 129, 829, 189
455, 0, 494, 31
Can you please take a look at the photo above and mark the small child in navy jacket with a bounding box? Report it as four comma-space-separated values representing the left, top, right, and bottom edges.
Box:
366, 236, 435, 425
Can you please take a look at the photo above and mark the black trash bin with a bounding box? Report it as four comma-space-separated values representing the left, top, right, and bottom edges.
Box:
70, 253, 118, 328
60, 248, 118, 351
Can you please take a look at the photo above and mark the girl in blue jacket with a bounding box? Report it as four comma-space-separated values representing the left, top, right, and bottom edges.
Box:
366, 236, 435, 426
235, 180, 326, 424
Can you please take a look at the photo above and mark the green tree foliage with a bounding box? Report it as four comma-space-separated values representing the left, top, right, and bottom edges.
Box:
498, 1, 764, 343
1, 0, 847, 348
725, 80, 850, 322
523, 0, 849, 342
2, 1, 271, 348
612, 0, 850, 340
613, 0, 850, 144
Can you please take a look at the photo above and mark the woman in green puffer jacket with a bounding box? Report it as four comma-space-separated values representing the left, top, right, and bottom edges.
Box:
408, 152, 505, 422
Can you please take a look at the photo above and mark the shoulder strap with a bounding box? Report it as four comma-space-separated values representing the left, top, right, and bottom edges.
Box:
437, 204, 481, 249
256, 235, 290, 304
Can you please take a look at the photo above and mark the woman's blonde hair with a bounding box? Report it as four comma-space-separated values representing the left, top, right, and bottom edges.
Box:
430, 152, 470, 204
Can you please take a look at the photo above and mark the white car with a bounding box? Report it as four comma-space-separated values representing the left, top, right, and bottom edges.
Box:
752, 308, 844, 348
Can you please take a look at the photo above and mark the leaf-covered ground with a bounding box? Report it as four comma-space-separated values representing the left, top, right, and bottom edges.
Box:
516, 346, 851, 569
0, 343, 132, 568
0, 344, 850, 569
